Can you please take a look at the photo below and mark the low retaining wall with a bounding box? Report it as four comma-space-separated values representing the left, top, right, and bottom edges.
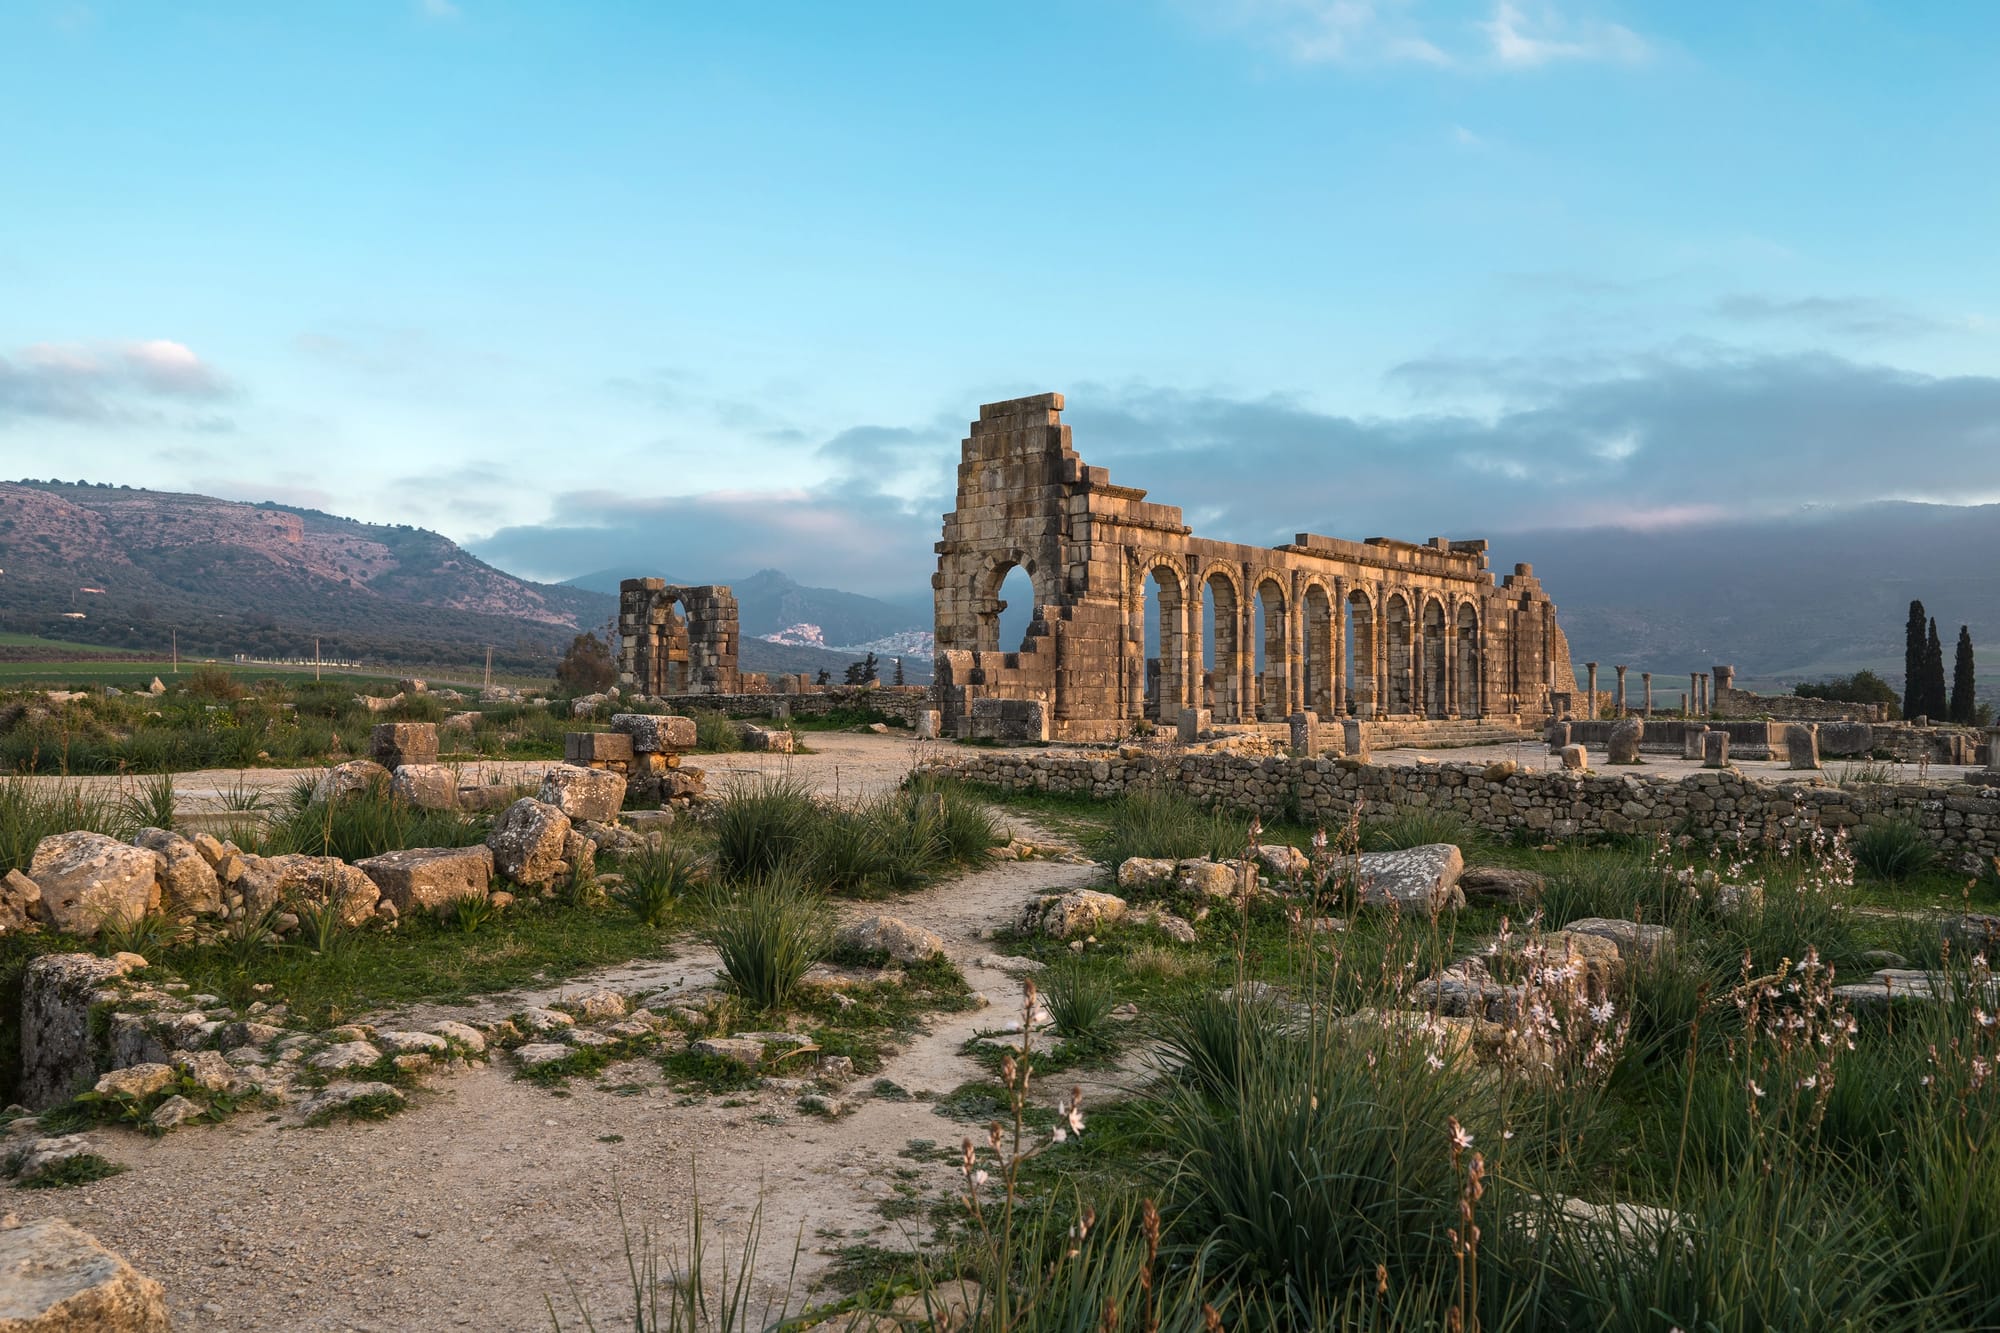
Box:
923, 751, 2000, 870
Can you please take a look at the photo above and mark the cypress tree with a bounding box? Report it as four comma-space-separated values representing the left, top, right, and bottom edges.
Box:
1952, 626, 1977, 725
1904, 600, 1928, 719
1924, 619, 1948, 720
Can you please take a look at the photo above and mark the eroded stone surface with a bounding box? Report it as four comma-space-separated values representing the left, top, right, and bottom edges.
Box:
28, 833, 161, 935
0, 1217, 171, 1333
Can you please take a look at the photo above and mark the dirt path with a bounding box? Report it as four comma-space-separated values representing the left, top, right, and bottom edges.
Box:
8, 812, 1108, 1332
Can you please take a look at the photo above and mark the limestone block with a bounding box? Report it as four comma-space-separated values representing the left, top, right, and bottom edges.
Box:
28, 832, 162, 935
234, 854, 381, 924
356, 845, 493, 915
1020, 889, 1127, 939
1341, 719, 1369, 761
488, 799, 572, 888
914, 710, 942, 739
565, 730, 635, 764
1607, 718, 1643, 764
537, 763, 627, 823
837, 914, 946, 963
1176, 858, 1256, 898
1332, 844, 1466, 913
1560, 744, 1588, 771
1562, 917, 1674, 963
0, 1217, 171, 1333
1458, 865, 1546, 904
741, 724, 796, 753
1785, 723, 1821, 770
389, 763, 459, 811
20, 952, 141, 1109
1702, 732, 1730, 768
1256, 843, 1311, 878
131, 828, 222, 917
1818, 721, 1874, 757
370, 721, 438, 768
2, 867, 41, 932
1544, 720, 1571, 751
610, 713, 697, 753
311, 758, 390, 804
1115, 857, 1178, 892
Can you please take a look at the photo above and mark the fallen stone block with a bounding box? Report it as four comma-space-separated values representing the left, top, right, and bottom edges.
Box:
0, 1216, 170, 1332
1458, 866, 1545, 905
28, 833, 162, 936
389, 763, 460, 811
741, 724, 795, 753
487, 799, 573, 889
537, 764, 627, 823
311, 758, 391, 804
610, 713, 697, 753
370, 721, 438, 768
1020, 889, 1127, 939
355, 845, 492, 915
565, 730, 635, 764
1330, 844, 1465, 913
838, 914, 946, 963
20, 953, 143, 1110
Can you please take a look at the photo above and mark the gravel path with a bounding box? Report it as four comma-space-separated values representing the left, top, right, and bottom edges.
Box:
8, 784, 1107, 1331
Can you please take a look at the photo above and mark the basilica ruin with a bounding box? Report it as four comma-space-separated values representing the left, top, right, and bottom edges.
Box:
933, 392, 1578, 743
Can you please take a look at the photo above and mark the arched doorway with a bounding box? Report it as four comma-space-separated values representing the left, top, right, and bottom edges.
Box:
1142, 564, 1186, 724
1202, 571, 1241, 722
1254, 576, 1289, 721
1385, 593, 1414, 716
1422, 597, 1448, 718
1303, 583, 1336, 718
1456, 603, 1482, 718
1345, 589, 1376, 718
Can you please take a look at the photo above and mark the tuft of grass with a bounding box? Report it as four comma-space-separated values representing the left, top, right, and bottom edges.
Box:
447, 891, 499, 934
97, 909, 180, 960
694, 711, 744, 753
613, 844, 697, 927
115, 772, 178, 837
1100, 787, 1244, 866
705, 871, 831, 1012
1359, 808, 1485, 854
264, 780, 489, 861
1853, 820, 1935, 881
712, 774, 816, 882
14, 1152, 128, 1189
1042, 954, 1119, 1054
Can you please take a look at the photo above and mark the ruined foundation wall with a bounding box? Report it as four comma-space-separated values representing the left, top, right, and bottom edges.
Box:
921, 752, 2000, 871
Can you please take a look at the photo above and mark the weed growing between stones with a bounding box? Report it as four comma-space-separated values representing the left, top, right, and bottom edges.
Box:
705, 870, 832, 1013
10, 1151, 126, 1189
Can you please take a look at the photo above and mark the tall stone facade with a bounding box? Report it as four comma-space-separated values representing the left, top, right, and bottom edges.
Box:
616, 580, 741, 696
933, 393, 1577, 743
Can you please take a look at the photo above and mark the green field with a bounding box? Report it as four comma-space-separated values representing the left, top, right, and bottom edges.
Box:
0, 635, 544, 689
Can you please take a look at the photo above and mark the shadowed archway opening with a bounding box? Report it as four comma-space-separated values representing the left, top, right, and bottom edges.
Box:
1202, 572, 1240, 722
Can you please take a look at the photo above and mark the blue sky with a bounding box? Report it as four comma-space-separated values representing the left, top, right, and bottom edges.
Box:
2, 0, 1996, 596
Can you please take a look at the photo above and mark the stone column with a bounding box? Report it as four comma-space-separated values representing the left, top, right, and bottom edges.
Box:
1714, 665, 1735, 701
1584, 663, 1599, 720
1642, 672, 1653, 718
1697, 675, 1710, 715
1689, 673, 1700, 716
1614, 665, 1628, 718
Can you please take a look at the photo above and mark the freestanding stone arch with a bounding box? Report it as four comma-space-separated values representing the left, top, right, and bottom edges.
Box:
933, 393, 1576, 742
617, 581, 741, 696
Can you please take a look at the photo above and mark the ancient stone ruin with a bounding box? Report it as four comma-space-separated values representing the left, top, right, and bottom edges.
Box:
615, 580, 742, 695
933, 392, 1578, 742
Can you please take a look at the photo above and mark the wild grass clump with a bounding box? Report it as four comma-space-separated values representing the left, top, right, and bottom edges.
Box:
694, 711, 743, 753
262, 779, 488, 861
1853, 819, 1934, 880
1100, 787, 1243, 866
114, 772, 178, 837
1042, 955, 1118, 1054
705, 872, 831, 1012
1359, 808, 1485, 854
0, 777, 117, 876
712, 774, 816, 881
613, 843, 699, 927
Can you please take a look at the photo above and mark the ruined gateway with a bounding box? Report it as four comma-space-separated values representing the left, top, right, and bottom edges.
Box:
934, 393, 1578, 743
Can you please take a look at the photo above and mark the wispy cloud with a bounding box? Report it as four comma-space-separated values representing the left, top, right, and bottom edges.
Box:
0, 339, 229, 425
1190, 0, 1651, 70
417, 0, 461, 19
1710, 293, 1976, 341
1480, 1, 1648, 67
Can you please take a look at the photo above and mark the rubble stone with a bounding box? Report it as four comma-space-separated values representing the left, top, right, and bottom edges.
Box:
27, 833, 162, 935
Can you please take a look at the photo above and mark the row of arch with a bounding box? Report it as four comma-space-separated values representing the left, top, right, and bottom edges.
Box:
1131, 559, 1486, 725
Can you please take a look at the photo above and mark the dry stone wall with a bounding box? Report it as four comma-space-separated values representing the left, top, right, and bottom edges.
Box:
923, 751, 2000, 870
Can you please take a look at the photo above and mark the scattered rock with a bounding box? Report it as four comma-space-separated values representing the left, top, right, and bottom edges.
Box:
1114, 857, 1177, 893
1, 868, 41, 933
235, 854, 380, 925
487, 799, 573, 889
514, 1007, 576, 1034
559, 990, 628, 1022
148, 1094, 202, 1131
691, 1037, 767, 1066
389, 763, 460, 811
376, 1031, 448, 1056
1255, 844, 1311, 878
310, 759, 391, 804
298, 1081, 404, 1121
1563, 918, 1674, 964
91, 1063, 175, 1101
1329, 844, 1465, 913
431, 1021, 486, 1053
838, 914, 946, 963
131, 828, 222, 917
1177, 858, 1255, 899
1020, 889, 1127, 939
308, 1041, 384, 1073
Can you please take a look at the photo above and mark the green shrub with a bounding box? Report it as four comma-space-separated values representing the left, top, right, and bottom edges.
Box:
901, 776, 999, 864
694, 711, 743, 753
1152, 985, 1285, 1100
1853, 820, 1934, 880
0, 778, 117, 876
613, 844, 697, 927
712, 774, 817, 882
263, 783, 488, 861
114, 772, 177, 837
705, 872, 831, 1012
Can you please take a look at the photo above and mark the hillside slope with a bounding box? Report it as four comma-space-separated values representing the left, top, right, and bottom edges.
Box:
0, 481, 615, 671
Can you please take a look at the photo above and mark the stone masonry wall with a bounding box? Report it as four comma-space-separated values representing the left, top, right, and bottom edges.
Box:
644, 685, 933, 726
921, 751, 2000, 871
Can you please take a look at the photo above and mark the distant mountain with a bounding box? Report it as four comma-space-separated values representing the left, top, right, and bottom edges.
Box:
1493, 501, 2000, 698
563, 567, 931, 649
0, 481, 615, 671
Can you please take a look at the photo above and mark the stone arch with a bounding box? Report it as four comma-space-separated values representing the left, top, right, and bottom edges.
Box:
1131, 553, 1190, 725
1455, 602, 1482, 719
973, 551, 1051, 653
1301, 578, 1337, 719
1384, 591, 1414, 716
1252, 573, 1290, 721
1345, 586, 1377, 718
1200, 566, 1243, 723
1421, 595, 1448, 718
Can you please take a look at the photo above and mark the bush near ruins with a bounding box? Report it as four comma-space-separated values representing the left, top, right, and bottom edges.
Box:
1796, 669, 1900, 715
554, 631, 615, 694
